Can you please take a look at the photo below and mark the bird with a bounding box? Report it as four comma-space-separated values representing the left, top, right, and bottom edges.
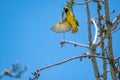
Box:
64, 7, 79, 33
51, 18, 71, 33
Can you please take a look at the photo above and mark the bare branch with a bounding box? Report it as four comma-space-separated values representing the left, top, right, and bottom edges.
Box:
115, 56, 120, 61
112, 26, 120, 33
94, 35, 106, 47
118, 68, 120, 80
74, 0, 92, 5
29, 70, 40, 80
85, 0, 92, 46
0, 62, 27, 79
111, 13, 120, 33
104, 0, 116, 79
102, 45, 107, 80
91, 18, 99, 44
38, 53, 107, 72
92, 0, 104, 2
85, 0, 101, 80
112, 13, 120, 28
60, 40, 89, 48
30, 52, 107, 80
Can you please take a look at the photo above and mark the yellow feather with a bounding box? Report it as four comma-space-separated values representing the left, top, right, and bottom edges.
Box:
64, 8, 79, 33
51, 19, 71, 33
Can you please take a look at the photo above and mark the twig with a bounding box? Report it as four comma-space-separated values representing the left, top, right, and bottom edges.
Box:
112, 26, 120, 33
91, 18, 99, 44
112, 13, 120, 28
111, 13, 120, 33
94, 34, 106, 47
60, 40, 89, 48
39, 53, 107, 71
104, 0, 116, 79
85, 0, 100, 80
30, 53, 107, 80
0, 62, 27, 79
115, 56, 120, 61
37, 53, 107, 72
96, 2, 107, 79
74, 0, 92, 5
102, 45, 107, 80
29, 70, 40, 80
85, 0, 92, 46
92, 0, 104, 2
117, 63, 120, 80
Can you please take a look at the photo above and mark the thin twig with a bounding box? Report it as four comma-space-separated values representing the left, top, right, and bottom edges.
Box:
74, 0, 92, 5
94, 34, 106, 47
30, 53, 108, 80
115, 56, 120, 61
39, 53, 107, 71
0, 62, 27, 79
112, 13, 120, 28
111, 13, 120, 33
91, 18, 99, 44
60, 40, 89, 48
92, 0, 104, 2
85, 0, 92, 46
112, 26, 120, 33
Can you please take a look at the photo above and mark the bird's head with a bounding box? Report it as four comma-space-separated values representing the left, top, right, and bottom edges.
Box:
64, 7, 69, 13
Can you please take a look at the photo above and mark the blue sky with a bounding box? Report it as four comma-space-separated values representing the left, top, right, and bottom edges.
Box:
0, 0, 120, 80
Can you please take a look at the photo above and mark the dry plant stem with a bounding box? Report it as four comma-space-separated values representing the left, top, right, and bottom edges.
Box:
96, 2, 107, 80
0, 63, 27, 79
112, 13, 120, 28
101, 42, 107, 80
104, 0, 116, 80
85, 0, 100, 80
85, 1, 92, 46
31, 53, 108, 80
112, 26, 120, 33
112, 13, 120, 33
74, 0, 91, 5
39, 53, 107, 71
94, 35, 106, 47
115, 56, 120, 61
91, 18, 99, 44
60, 40, 89, 48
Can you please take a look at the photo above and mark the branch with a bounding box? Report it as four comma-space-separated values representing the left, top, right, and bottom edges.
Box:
91, 18, 99, 44
104, 0, 116, 79
115, 56, 120, 61
112, 13, 120, 33
102, 45, 107, 80
0, 62, 27, 79
85, 0, 92, 46
85, 1, 101, 80
112, 13, 120, 28
60, 40, 89, 48
74, 0, 92, 5
94, 35, 106, 47
96, 2, 107, 79
112, 26, 120, 33
30, 53, 108, 80
118, 66, 120, 80
29, 70, 40, 80
40, 53, 107, 71
92, 0, 104, 2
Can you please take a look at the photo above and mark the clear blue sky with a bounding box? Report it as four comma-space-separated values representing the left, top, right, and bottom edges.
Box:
0, 0, 120, 80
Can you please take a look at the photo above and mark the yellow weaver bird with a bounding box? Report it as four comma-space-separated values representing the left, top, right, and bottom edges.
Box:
64, 7, 79, 33
51, 18, 71, 33
51, 7, 79, 33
